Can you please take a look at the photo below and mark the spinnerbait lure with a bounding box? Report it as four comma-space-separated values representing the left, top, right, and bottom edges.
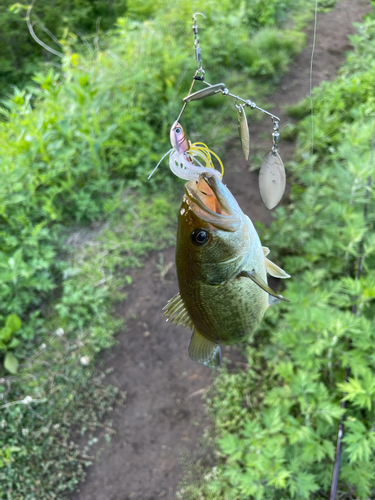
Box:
149, 12, 286, 209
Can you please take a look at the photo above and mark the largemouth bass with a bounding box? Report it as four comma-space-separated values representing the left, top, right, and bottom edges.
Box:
163, 172, 290, 368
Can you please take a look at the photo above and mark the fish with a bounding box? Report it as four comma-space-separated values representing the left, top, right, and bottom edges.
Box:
163, 172, 290, 368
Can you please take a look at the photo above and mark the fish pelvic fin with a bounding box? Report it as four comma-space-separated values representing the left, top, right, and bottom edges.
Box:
189, 330, 221, 368
262, 246, 270, 257
163, 292, 194, 330
238, 269, 290, 303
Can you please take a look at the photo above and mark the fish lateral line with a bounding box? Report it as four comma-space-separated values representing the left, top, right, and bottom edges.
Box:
237, 269, 290, 303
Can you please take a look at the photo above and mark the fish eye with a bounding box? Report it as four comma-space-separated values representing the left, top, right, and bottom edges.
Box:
191, 229, 210, 246
175, 127, 182, 134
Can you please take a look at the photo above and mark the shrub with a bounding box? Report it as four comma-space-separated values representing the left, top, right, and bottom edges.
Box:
181, 14, 375, 500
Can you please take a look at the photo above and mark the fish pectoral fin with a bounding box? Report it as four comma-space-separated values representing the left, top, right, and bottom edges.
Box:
238, 269, 290, 303
163, 292, 194, 330
265, 257, 291, 279
189, 330, 221, 368
262, 246, 270, 257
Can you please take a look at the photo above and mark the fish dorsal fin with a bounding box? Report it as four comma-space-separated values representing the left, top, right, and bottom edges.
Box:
238, 269, 290, 302
163, 292, 194, 330
262, 246, 270, 257
189, 330, 221, 368
265, 257, 291, 279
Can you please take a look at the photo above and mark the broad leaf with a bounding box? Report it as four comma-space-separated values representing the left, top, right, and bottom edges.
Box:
5, 314, 22, 333
4, 352, 19, 374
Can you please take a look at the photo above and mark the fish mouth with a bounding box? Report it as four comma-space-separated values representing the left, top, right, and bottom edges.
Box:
184, 173, 241, 232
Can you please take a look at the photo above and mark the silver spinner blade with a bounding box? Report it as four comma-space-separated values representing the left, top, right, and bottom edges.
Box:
183, 83, 226, 102
259, 151, 286, 209
236, 104, 250, 161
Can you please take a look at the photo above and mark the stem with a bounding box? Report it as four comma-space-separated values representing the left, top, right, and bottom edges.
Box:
330, 367, 350, 500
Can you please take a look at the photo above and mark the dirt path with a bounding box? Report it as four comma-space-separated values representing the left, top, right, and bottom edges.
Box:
69, 2, 371, 499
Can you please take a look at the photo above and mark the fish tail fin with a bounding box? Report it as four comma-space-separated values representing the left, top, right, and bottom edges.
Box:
189, 330, 221, 368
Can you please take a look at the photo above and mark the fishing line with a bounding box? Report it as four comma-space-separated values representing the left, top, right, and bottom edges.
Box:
310, 0, 318, 159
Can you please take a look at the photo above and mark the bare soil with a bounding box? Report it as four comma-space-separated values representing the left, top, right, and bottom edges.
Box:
69, 2, 371, 499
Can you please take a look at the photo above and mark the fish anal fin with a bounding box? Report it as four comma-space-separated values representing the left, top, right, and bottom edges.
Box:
189, 330, 221, 368
163, 292, 194, 330
265, 257, 291, 279
238, 269, 290, 303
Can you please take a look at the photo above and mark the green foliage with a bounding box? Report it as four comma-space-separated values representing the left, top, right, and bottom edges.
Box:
285, 98, 311, 119
1, 0, 312, 96
0, 366, 124, 499
0, 313, 22, 373
0, 314, 21, 351
317, 0, 337, 12
0, 187, 178, 497
0, 0, 313, 363
181, 14, 375, 500
0, 0, 322, 496
291, 19, 375, 161
233, 28, 305, 80
0, 0, 128, 93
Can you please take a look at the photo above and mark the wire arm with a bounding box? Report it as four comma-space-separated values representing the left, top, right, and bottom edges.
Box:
200, 79, 280, 122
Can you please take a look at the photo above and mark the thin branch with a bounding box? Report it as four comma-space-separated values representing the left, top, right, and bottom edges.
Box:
186, 388, 208, 400
0, 396, 45, 410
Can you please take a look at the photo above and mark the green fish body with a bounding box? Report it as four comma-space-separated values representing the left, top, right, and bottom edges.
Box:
164, 173, 289, 367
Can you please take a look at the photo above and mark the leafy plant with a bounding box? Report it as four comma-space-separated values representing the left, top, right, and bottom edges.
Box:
234, 28, 305, 80
0, 0, 327, 496
180, 13, 375, 500
0, 314, 22, 374
0, 0, 129, 94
